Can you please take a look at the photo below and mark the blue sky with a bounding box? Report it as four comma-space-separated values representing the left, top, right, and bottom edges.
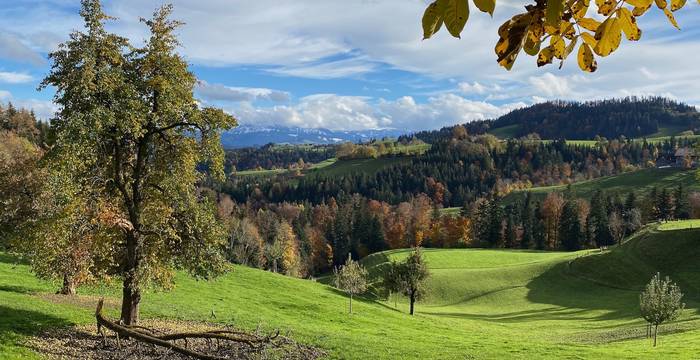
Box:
1, 0, 700, 131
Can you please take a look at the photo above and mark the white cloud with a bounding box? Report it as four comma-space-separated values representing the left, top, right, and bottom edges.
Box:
0, 33, 45, 65
0, 71, 33, 84
196, 81, 290, 103
528, 73, 572, 98
267, 57, 378, 79
232, 93, 524, 131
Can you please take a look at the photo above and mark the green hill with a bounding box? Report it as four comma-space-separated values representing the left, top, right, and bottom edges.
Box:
504, 167, 699, 204
3, 225, 700, 359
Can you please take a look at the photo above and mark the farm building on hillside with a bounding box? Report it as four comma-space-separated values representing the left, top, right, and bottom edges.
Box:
674, 147, 698, 168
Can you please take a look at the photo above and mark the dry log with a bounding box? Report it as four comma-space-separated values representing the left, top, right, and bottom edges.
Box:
95, 298, 261, 360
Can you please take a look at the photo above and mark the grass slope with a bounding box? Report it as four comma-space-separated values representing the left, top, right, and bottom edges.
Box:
504, 167, 699, 204
2, 226, 700, 359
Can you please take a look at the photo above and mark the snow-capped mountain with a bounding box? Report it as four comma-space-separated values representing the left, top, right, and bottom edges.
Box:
221, 125, 409, 148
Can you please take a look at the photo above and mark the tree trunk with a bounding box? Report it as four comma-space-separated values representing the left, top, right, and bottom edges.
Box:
409, 292, 415, 315
58, 273, 76, 295
653, 324, 658, 347
120, 232, 141, 325
349, 293, 353, 314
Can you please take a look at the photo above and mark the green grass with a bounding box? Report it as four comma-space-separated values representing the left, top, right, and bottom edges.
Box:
646, 126, 694, 138
658, 219, 700, 231
566, 140, 599, 147
504, 167, 700, 204
307, 157, 410, 178
3, 225, 700, 359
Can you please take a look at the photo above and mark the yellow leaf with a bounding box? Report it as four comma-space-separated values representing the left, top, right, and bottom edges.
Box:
537, 46, 555, 67
625, 0, 653, 6
655, 0, 668, 8
560, 21, 576, 39
546, 0, 565, 27
577, 43, 598, 72
422, 1, 445, 40
444, 0, 470, 38
596, 0, 617, 15
617, 8, 642, 40
524, 36, 541, 56
581, 32, 598, 47
664, 7, 680, 29
564, 36, 578, 59
671, 0, 687, 10
495, 13, 531, 70
572, 0, 590, 20
551, 35, 566, 58
473, 0, 496, 16
593, 17, 622, 56
632, 3, 652, 15
578, 18, 601, 31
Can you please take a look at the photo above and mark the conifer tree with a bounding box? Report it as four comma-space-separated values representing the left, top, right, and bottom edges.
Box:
674, 184, 690, 220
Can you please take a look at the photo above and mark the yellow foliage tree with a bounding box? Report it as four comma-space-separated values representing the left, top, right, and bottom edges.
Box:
422, 0, 694, 72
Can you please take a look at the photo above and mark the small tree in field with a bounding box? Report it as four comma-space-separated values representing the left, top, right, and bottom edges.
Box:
334, 254, 368, 314
640, 273, 685, 347
398, 248, 430, 316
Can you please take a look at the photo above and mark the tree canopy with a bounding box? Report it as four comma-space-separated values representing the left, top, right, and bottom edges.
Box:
37, 0, 237, 325
422, 0, 696, 72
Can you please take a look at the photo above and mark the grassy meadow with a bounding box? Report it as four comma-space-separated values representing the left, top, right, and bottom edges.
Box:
504, 168, 700, 204
2, 224, 700, 359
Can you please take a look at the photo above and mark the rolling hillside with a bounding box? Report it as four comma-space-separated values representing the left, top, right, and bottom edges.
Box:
3, 224, 700, 359
503, 167, 700, 204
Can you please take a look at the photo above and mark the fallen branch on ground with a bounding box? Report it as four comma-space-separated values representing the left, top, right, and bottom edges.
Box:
94, 298, 280, 360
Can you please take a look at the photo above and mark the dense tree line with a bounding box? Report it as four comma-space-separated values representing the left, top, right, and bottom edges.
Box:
406, 97, 700, 142
0, 102, 51, 148
472, 184, 695, 251
223, 132, 694, 207
225, 144, 335, 172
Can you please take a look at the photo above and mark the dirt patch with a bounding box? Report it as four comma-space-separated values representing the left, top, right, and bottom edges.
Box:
27, 320, 325, 359
39, 293, 121, 311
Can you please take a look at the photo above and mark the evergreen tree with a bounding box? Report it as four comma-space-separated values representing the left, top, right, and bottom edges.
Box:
560, 200, 582, 251
674, 184, 690, 220
520, 193, 536, 249
657, 189, 673, 221
590, 191, 613, 248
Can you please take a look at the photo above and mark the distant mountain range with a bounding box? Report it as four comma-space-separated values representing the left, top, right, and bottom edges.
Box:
221, 125, 408, 148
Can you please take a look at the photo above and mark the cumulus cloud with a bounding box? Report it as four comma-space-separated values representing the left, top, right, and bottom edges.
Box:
528, 73, 572, 98
196, 81, 290, 103
232, 93, 524, 131
0, 71, 33, 84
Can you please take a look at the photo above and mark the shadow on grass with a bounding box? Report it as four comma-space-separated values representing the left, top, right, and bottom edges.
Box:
0, 252, 27, 265
0, 285, 36, 294
0, 305, 73, 351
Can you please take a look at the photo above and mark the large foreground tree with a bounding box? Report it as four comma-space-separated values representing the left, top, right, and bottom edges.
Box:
39, 0, 236, 324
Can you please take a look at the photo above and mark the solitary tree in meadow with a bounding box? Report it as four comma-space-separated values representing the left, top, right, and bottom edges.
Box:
640, 273, 685, 347
398, 248, 430, 316
37, 0, 236, 325
334, 254, 368, 314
